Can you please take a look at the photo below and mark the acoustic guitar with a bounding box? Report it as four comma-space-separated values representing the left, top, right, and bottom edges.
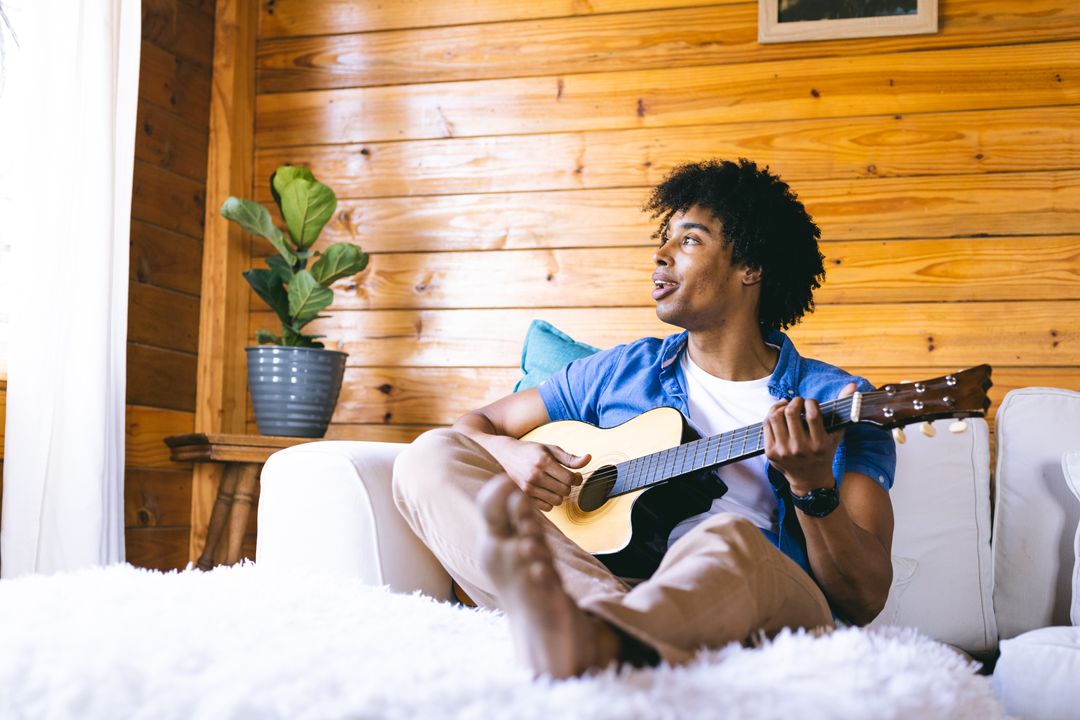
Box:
521, 364, 993, 578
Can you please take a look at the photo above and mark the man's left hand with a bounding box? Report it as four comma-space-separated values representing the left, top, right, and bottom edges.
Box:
763, 382, 857, 495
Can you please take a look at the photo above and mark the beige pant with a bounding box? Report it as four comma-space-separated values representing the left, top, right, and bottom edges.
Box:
392, 428, 833, 664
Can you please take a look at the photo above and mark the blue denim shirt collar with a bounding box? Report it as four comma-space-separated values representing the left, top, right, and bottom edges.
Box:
657, 327, 800, 406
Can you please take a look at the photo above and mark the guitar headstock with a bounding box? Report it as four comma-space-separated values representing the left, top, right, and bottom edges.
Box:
858, 364, 993, 429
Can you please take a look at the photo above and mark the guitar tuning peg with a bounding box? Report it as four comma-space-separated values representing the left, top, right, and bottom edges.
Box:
892, 427, 907, 444
920, 421, 936, 437
949, 420, 969, 434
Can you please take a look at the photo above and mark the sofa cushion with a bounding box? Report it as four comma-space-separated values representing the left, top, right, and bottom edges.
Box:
869, 417, 996, 656
993, 388, 1080, 640
513, 319, 599, 392
992, 626, 1080, 720
1064, 450, 1080, 625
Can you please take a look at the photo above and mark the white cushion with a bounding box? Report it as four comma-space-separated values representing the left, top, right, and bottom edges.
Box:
993, 626, 1080, 720
869, 417, 996, 655
256, 440, 453, 601
993, 388, 1080, 640
1064, 451, 1080, 625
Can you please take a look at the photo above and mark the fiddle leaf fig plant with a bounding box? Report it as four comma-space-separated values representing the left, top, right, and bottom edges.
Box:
220, 166, 368, 348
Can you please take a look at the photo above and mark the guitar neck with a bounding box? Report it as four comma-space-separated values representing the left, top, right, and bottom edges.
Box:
608, 396, 855, 497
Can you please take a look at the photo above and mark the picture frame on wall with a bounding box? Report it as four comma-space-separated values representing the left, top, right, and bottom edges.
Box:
759, 0, 938, 44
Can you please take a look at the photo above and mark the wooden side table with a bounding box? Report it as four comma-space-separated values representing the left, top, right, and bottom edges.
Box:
165, 433, 311, 570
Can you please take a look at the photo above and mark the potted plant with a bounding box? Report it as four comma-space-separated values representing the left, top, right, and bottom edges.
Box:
220, 166, 368, 438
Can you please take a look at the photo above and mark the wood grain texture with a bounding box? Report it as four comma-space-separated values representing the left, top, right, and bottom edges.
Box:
259, 171, 1080, 255
255, 106, 1080, 200
303, 236, 1080, 312
193, 0, 259, 565
259, 0, 734, 37
257, 0, 1080, 93
143, 0, 214, 69
311, 423, 436, 444
126, 527, 191, 571
266, 366, 518, 426
139, 40, 212, 129
126, 405, 195, 469
253, 301, 1078, 369
125, 468, 193, 528
127, 343, 198, 412
128, 282, 201, 355
131, 159, 207, 240
129, 220, 203, 296
255, 41, 1080, 147
135, 99, 210, 183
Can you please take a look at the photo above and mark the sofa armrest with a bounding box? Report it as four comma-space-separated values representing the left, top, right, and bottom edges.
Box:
255, 440, 453, 601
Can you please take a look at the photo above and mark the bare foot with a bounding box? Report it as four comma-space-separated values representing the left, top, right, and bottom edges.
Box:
478, 475, 622, 678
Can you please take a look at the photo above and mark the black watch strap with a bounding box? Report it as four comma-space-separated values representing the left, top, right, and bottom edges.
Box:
789, 483, 840, 517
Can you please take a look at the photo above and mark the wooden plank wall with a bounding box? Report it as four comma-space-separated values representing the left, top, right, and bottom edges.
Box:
125, 0, 215, 570
250, 0, 1080, 447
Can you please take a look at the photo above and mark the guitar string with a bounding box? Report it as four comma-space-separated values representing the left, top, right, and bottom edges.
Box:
562, 397, 855, 504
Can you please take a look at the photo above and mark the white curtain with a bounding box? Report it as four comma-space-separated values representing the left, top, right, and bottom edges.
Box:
0, 0, 140, 577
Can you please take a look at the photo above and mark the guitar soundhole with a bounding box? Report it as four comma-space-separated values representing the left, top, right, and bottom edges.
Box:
577, 465, 616, 512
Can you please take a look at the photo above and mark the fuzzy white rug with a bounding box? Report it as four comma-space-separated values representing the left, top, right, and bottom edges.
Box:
0, 563, 1006, 720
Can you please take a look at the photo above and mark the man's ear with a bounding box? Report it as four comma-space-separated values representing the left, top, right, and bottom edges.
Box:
742, 266, 763, 286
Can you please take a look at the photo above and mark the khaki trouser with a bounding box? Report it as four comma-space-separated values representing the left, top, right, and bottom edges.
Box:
392, 428, 833, 664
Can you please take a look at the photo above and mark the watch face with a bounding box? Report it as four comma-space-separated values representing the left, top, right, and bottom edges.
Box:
795, 486, 839, 517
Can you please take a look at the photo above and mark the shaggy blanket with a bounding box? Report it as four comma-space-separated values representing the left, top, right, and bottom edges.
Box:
0, 563, 1006, 720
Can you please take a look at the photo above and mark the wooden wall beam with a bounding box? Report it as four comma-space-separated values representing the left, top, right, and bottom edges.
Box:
254, 106, 1080, 201
192, 0, 257, 563
259, 0, 730, 37
252, 301, 1079, 370
257, 0, 1080, 93
255, 41, 1080, 147
247, 170, 1080, 255
259, 236, 1080, 312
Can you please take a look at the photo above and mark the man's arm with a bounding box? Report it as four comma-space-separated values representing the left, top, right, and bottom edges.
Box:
452, 388, 591, 511
764, 385, 894, 625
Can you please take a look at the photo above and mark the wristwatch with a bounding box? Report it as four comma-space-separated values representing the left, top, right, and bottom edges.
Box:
789, 483, 840, 517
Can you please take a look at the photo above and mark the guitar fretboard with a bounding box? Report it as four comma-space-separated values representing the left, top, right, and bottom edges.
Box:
608, 398, 850, 497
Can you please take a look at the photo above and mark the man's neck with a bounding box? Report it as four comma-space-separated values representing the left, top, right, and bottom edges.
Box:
685, 322, 779, 382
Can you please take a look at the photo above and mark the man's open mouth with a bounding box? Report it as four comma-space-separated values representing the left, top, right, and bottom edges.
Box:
651, 279, 679, 301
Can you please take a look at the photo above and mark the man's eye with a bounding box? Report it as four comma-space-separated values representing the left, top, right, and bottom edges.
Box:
683, 235, 700, 245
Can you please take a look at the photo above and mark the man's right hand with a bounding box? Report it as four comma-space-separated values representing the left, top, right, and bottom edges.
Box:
485, 435, 590, 512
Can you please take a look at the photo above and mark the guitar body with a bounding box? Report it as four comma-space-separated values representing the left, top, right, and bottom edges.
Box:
522, 407, 727, 578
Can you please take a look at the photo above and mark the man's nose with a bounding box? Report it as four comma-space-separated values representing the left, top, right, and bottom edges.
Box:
653, 242, 670, 266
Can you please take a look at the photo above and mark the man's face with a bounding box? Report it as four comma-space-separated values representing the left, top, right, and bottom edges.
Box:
651, 205, 760, 332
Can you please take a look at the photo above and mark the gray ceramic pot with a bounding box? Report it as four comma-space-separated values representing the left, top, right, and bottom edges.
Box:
246, 346, 347, 438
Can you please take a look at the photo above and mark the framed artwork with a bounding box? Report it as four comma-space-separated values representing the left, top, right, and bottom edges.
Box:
759, 0, 938, 44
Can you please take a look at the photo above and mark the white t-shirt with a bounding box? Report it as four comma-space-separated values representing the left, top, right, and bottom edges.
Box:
667, 349, 780, 545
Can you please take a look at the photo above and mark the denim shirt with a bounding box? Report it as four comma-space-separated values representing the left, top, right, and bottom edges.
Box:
537, 328, 897, 577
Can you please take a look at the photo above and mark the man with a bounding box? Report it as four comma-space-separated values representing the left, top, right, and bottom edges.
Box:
393, 158, 896, 679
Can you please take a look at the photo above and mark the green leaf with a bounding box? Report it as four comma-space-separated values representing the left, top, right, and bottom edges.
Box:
287, 270, 334, 326
310, 243, 369, 285
265, 255, 295, 284
282, 325, 325, 348
243, 269, 290, 326
270, 166, 316, 215
255, 329, 282, 345
220, 197, 297, 265
281, 178, 337, 249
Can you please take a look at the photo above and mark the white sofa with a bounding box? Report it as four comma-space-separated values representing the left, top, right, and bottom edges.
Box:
257, 388, 1080, 719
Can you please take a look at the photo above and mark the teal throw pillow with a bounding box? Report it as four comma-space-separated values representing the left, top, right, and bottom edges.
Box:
513, 319, 600, 392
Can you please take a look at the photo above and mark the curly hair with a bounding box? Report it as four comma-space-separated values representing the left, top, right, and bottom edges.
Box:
643, 158, 825, 331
